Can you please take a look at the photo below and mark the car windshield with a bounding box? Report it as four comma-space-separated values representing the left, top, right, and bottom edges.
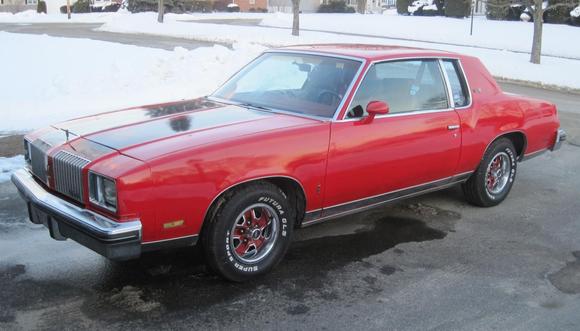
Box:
212, 52, 362, 119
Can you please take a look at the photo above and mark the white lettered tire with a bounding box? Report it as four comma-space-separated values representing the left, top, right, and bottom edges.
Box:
203, 182, 295, 282
462, 138, 517, 207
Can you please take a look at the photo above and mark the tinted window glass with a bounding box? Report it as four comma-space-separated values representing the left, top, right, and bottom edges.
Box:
442, 60, 469, 107
348, 59, 448, 118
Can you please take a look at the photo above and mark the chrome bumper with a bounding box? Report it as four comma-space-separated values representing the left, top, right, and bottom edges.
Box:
551, 128, 567, 151
11, 169, 142, 261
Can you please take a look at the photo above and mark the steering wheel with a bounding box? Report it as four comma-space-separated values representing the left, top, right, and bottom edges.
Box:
317, 90, 341, 105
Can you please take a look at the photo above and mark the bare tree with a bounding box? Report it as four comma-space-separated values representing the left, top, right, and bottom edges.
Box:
528, 0, 544, 63
485, 0, 579, 64
66, 0, 71, 19
158, 0, 165, 23
357, 0, 368, 13
292, 0, 300, 36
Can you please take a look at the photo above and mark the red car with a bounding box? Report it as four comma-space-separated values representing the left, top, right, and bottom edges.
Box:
12, 44, 565, 281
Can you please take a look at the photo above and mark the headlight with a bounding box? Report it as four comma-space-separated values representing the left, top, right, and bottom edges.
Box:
89, 172, 117, 212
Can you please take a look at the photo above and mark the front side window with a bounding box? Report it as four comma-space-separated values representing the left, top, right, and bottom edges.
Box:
442, 59, 470, 107
212, 53, 361, 118
347, 59, 448, 118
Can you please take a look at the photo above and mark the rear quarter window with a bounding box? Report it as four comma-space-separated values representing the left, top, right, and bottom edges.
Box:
442, 60, 470, 108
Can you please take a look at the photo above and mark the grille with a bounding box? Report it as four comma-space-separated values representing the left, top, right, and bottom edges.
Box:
53, 151, 90, 202
29, 141, 49, 184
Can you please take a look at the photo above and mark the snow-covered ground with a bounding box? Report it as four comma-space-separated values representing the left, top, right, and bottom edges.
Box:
1, 31, 265, 132
0, 156, 25, 183
97, 12, 580, 91
0, 10, 115, 23
259, 12, 580, 59
2, 12, 580, 130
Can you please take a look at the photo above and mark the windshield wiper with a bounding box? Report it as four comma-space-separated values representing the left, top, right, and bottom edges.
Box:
238, 102, 273, 112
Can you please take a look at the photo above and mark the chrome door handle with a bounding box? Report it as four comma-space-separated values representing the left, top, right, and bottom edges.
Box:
447, 124, 460, 130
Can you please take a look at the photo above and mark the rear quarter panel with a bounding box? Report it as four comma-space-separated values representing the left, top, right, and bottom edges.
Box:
455, 56, 559, 173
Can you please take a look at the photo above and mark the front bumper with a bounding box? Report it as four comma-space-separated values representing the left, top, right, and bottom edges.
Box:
11, 169, 142, 261
551, 128, 567, 151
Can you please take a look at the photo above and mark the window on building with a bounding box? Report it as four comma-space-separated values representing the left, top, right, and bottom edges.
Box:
25, 0, 38, 5
249, 0, 255, 4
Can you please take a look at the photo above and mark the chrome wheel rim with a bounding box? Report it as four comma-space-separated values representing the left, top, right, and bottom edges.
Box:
485, 152, 511, 195
230, 203, 279, 264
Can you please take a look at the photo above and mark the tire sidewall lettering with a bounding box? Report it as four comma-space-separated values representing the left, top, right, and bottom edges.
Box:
223, 194, 289, 274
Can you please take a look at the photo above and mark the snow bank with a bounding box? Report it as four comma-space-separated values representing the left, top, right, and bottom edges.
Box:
0, 10, 268, 24
98, 13, 580, 90
0, 156, 25, 183
259, 13, 580, 60
0, 10, 115, 23
1, 31, 265, 131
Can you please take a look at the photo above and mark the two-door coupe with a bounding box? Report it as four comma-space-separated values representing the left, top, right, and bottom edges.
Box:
12, 44, 565, 281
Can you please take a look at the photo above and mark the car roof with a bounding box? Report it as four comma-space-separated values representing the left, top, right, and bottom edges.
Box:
275, 44, 460, 61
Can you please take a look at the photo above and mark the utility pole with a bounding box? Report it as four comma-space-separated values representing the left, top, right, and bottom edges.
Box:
66, 0, 71, 19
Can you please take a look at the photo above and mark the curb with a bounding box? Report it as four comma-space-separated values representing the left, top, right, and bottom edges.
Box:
494, 77, 580, 95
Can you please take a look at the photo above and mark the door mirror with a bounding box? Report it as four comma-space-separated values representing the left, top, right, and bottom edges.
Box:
364, 101, 389, 122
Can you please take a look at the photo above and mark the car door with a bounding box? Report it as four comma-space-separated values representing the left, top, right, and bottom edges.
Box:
322, 58, 462, 213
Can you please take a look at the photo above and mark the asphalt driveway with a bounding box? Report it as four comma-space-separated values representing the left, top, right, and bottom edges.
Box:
1, 25, 579, 330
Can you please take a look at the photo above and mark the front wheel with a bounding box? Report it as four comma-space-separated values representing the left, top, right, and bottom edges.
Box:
462, 138, 517, 207
203, 182, 294, 282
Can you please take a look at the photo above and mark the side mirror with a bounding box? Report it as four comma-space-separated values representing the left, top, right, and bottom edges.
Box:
363, 101, 389, 123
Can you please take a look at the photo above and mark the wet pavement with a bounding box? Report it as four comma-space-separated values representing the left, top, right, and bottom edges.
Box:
1, 134, 580, 329
1, 28, 580, 327
0, 23, 223, 50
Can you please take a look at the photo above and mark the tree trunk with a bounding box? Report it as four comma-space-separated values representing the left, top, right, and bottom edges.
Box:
158, 0, 165, 23
357, 0, 367, 13
530, 0, 543, 64
66, 0, 71, 20
292, 0, 300, 36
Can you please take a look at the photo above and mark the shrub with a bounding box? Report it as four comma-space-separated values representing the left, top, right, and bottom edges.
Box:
544, 0, 575, 24
318, 0, 355, 12
396, 0, 411, 14
73, 0, 91, 13
444, 0, 470, 17
486, 0, 509, 20
37, 0, 47, 13
127, 0, 206, 13
213, 0, 228, 11
192, 0, 212, 12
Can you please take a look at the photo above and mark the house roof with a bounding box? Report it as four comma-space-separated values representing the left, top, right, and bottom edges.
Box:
276, 44, 459, 61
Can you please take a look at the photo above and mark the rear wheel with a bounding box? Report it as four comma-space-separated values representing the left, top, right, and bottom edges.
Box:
463, 138, 517, 207
203, 182, 294, 282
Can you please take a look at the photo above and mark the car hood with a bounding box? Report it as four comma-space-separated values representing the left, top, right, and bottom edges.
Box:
48, 98, 321, 161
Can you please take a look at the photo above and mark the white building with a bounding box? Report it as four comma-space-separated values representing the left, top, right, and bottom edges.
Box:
0, 0, 68, 14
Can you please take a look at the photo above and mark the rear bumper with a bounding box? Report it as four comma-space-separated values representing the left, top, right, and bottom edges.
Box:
551, 128, 567, 151
11, 169, 142, 261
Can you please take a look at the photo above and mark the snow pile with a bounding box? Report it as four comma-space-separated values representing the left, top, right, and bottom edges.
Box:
571, 6, 580, 18
0, 10, 114, 23
1, 31, 265, 131
0, 156, 25, 183
98, 13, 580, 90
259, 13, 580, 59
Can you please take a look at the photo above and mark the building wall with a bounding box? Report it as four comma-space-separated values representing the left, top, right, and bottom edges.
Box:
234, 0, 268, 11
0, 0, 36, 13
0, 0, 67, 13
267, 0, 322, 13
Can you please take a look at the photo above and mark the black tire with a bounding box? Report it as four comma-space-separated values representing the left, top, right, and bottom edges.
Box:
202, 182, 294, 282
462, 138, 517, 207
